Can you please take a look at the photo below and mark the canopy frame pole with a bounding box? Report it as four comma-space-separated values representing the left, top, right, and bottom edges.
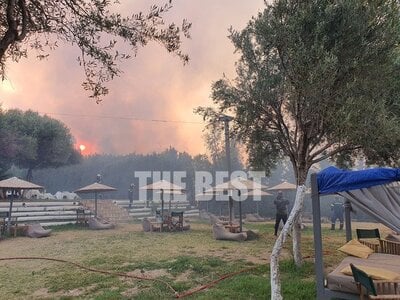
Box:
311, 173, 358, 300
344, 199, 352, 242
311, 173, 325, 299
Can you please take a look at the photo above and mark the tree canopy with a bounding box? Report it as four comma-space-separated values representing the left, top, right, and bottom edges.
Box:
0, 1, 191, 101
200, 0, 400, 185
0, 109, 81, 180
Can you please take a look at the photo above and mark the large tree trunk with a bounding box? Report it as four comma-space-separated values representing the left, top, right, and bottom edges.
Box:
293, 168, 308, 266
292, 200, 304, 266
270, 185, 306, 300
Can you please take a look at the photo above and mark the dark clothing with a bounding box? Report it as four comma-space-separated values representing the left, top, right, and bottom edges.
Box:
274, 195, 289, 235
274, 197, 289, 215
274, 213, 288, 236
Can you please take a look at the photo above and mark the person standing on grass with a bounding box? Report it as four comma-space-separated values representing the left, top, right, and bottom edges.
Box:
128, 183, 134, 209
274, 190, 290, 236
330, 198, 344, 230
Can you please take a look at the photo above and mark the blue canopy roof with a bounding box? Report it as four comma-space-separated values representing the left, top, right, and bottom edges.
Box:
317, 166, 400, 195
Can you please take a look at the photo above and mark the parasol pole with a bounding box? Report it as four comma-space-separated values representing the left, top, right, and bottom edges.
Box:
7, 189, 15, 235
238, 190, 242, 232
95, 191, 98, 217
161, 189, 164, 219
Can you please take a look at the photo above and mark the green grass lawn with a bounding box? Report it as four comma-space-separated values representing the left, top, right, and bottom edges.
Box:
0, 220, 364, 299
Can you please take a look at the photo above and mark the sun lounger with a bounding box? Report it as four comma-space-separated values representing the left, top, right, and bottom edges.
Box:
25, 223, 52, 238
88, 217, 115, 230
212, 223, 247, 241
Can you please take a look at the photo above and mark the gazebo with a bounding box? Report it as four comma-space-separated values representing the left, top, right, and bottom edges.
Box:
0, 177, 44, 235
311, 166, 400, 299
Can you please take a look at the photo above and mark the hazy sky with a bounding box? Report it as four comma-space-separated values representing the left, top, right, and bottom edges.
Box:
0, 1, 265, 156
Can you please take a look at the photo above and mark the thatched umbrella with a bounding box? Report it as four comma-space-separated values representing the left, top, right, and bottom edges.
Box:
75, 182, 117, 217
206, 176, 269, 231
140, 180, 184, 220
0, 177, 44, 234
267, 181, 297, 191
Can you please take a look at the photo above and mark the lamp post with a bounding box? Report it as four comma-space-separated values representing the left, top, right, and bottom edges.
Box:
218, 114, 234, 223
95, 174, 102, 217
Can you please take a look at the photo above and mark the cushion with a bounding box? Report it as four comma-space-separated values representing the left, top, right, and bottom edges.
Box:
338, 239, 374, 258
340, 265, 400, 281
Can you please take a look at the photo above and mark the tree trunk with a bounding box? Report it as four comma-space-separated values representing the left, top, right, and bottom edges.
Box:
292, 199, 304, 266
293, 168, 308, 266
270, 185, 306, 300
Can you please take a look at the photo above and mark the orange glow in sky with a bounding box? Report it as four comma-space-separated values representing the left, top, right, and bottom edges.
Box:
76, 141, 97, 156
0, 1, 265, 156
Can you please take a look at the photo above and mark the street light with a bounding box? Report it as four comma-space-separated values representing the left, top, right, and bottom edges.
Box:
218, 114, 234, 223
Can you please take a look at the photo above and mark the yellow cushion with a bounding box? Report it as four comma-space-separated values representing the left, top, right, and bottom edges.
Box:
338, 239, 374, 258
341, 265, 400, 281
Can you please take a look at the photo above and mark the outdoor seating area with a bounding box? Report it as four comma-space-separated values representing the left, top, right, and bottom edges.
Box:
350, 263, 400, 299
312, 167, 400, 299
141, 211, 190, 232
326, 233, 400, 295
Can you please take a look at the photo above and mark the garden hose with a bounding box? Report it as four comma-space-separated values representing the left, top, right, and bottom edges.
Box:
0, 256, 262, 298
0, 256, 178, 296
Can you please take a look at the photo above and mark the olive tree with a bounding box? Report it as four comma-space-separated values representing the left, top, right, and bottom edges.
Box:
198, 1, 400, 298
2, 109, 81, 181
0, 0, 190, 101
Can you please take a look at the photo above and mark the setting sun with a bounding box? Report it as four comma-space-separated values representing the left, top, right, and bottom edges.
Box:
76, 141, 97, 155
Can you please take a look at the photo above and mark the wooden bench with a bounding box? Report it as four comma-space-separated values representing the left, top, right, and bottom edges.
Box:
0, 201, 92, 227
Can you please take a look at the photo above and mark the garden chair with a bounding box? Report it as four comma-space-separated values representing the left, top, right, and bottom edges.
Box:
170, 211, 184, 231
350, 263, 400, 299
356, 228, 381, 252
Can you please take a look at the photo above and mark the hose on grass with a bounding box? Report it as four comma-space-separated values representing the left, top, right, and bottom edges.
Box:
0, 256, 178, 296
0, 256, 262, 298
175, 265, 260, 298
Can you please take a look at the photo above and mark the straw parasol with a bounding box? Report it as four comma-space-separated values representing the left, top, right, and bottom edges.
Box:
75, 182, 117, 217
0, 177, 44, 234
267, 181, 297, 191
140, 180, 184, 219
